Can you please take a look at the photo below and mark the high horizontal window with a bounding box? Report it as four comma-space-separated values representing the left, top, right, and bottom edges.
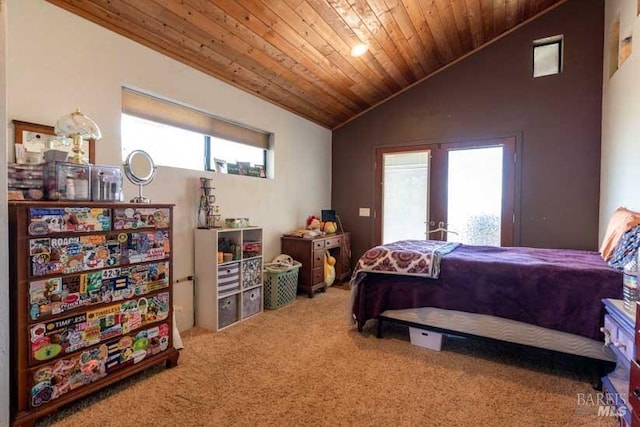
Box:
121, 88, 271, 177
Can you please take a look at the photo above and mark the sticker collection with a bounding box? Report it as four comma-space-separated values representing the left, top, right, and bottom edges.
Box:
29, 292, 170, 362
29, 230, 170, 277
30, 323, 170, 407
23, 205, 175, 410
27, 207, 171, 236
29, 261, 170, 320
28, 207, 111, 235
113, 207, 171, 230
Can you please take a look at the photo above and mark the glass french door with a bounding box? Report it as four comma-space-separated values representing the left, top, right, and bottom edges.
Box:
381, 150, 430, 243
375, 137, 515, 247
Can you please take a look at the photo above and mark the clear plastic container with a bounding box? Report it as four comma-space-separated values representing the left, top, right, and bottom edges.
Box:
91, 165, 123, 201
43, 161, 90, 201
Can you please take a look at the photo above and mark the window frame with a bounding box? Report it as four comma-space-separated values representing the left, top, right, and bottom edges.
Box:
121, 87, 271, 177
532, 35, 563, 78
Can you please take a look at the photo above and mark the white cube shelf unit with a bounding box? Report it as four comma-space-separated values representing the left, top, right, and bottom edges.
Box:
195, 227, 263, 331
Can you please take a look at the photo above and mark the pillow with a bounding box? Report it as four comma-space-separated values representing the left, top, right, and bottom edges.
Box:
600, 207, 640, 261
608, 225, 640, 269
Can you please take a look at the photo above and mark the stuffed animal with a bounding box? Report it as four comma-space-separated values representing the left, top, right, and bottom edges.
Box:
306, 215, 322, 231
324, 251, 336, 287
323, 221, 337, 234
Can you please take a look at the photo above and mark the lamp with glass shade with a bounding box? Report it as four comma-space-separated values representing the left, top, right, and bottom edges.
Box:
54, 109, 101, 164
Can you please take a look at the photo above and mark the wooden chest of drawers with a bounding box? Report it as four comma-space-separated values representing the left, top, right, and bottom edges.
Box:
281, 232, 351, 297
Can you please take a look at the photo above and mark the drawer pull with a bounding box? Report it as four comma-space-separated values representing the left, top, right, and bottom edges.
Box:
633, 388, 640, 399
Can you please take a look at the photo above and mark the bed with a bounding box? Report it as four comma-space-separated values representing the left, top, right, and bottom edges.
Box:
350, 240, 624, 361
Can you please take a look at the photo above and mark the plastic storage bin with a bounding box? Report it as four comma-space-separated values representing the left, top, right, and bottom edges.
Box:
44, 161, 91, 200
91, 165, 123, 201
8, 163, 44, 200
263, 261, 301, 310
409, 327, 443, 351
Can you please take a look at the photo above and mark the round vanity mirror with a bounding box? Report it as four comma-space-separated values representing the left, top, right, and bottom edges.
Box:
124, 150, 157, 203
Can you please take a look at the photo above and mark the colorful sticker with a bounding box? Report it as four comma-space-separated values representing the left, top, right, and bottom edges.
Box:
30, 231, 170, 277
30, 323, 169, 408
28, 207, 111, 235
28, 292, 170, 362
113, 207, 170, 230
28, 261, 170, 321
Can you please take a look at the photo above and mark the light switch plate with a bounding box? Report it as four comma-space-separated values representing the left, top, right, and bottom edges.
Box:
359, 208, 370, 217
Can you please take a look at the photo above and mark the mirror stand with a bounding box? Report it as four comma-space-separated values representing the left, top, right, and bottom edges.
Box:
131, 183, 151, 204
124, 150, 157, 204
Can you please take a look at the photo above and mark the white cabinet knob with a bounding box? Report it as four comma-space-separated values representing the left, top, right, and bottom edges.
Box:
613, 341, 627, 350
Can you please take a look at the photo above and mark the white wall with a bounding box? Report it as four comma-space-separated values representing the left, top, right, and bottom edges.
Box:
0, 1, 10, 425
6, 0, 331, 333
601, 0, 640, 237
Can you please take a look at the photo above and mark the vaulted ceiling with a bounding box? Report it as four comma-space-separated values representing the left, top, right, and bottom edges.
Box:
46, 0, 565, 129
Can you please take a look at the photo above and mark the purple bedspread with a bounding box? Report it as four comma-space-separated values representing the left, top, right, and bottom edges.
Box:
352, 244, 623, 340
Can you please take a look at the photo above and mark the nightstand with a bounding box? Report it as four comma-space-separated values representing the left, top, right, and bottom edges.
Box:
602, 298, 634, 426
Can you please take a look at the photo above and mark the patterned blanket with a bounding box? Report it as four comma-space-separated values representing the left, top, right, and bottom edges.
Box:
351, 240, 460, 285
347, 240, 460, 324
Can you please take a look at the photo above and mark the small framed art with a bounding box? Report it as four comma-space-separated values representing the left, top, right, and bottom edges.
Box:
214, 158, 227, 174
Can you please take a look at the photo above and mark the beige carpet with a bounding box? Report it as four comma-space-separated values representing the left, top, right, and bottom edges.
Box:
37, 287, 616, 427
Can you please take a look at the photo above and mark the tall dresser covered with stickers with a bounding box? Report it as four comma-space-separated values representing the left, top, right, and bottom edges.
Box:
8, 202, 180, 426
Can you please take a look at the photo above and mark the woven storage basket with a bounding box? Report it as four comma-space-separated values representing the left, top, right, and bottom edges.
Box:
263, 261, 301, 310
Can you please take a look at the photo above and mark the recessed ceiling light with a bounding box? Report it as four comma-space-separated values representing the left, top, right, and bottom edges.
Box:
350, 43, 368, 57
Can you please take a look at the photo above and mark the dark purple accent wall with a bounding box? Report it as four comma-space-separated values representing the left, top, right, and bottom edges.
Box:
332, 0, 604, 262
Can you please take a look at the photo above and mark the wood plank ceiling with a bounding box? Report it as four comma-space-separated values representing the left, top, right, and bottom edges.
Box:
46, 0, 565, 130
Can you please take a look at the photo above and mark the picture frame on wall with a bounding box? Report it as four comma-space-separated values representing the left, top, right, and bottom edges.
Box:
227, 163, 240, 175
237, 162, 250, 176
214, 158, 227, 174
13, 120, 96, 164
